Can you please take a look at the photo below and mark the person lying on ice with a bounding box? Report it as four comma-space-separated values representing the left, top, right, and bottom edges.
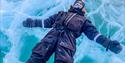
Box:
22, 0, 123, 63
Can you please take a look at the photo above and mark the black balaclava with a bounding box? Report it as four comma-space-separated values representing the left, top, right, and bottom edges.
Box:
69, 0, 85, 16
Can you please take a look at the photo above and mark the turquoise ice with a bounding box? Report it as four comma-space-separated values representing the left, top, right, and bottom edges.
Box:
0, 0, 125, 63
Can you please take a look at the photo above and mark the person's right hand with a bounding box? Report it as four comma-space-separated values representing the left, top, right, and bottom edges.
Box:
23, 18, 36, 28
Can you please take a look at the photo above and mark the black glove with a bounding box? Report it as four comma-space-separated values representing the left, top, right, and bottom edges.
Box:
23, 18, 42, 28
96, 35, 122, 54
23, 18, 36, 28
106, 40, 122, 54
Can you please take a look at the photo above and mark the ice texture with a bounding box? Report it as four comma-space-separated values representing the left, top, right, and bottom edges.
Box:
0, 0, 125, 63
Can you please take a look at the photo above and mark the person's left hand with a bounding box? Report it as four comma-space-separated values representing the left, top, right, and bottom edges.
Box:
107, 40, 122, 54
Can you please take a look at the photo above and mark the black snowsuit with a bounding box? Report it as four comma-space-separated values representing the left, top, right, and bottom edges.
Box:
25, 11, 122, 63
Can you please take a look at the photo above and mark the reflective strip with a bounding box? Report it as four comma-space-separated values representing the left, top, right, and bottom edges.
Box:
94, 33, 101, 41
66, 13, 77, 25
82, 0, 85, 2
42, 20, 44, 28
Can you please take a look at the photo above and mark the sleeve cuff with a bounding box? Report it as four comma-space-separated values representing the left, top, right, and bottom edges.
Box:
42, 20, 44, 28
94, 33, 102, 41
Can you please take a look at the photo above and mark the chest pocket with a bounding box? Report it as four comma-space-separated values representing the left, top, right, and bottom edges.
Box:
65, 14, 86, 32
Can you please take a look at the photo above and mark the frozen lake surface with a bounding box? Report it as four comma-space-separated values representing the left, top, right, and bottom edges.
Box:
0, 0, 125, 63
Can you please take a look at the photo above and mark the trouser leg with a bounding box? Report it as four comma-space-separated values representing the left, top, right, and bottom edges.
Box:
27, 33, 58, 63
54, 41, 75, 63
54, 31, 76, 63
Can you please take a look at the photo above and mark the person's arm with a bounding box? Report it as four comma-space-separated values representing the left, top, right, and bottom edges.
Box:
23, 14, 57, 28
82, 19, 122, 54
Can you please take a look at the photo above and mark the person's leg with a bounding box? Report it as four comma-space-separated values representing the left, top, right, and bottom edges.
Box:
54, 41, 75, 63
27, 30, 59, 63
54, 32, 76, 63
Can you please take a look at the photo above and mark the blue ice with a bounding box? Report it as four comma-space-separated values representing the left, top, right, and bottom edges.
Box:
0, 0, 125, 63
